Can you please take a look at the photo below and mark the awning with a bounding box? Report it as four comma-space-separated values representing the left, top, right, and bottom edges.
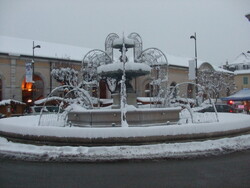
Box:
221, 88, 250, 101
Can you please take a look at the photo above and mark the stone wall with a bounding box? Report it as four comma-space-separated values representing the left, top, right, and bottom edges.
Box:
68, 107, 181, 127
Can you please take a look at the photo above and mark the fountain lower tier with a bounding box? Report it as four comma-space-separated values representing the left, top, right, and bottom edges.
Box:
68, 107, 181, 127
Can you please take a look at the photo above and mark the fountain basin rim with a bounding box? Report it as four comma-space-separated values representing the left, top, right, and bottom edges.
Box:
1, 114, 250, 146
71, 107, 182, 113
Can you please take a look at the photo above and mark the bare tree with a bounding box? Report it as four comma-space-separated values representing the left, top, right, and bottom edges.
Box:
51, 67, 78, 86
198, 69, 235, 102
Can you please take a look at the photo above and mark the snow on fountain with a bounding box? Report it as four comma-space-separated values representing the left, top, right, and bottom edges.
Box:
64, 32, 181, 127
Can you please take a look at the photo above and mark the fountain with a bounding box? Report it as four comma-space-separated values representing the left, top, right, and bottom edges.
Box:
67, 33, 181, 127
98, 36, 150, 108
2, 33, 250, 150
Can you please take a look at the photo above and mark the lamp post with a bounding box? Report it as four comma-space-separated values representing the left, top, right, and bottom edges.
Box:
190, 32, 198, 97
245, 14, 250, 22
32, 41, 41, 104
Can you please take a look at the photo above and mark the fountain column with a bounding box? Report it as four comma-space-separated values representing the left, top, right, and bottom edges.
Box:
120, 38, 128, 127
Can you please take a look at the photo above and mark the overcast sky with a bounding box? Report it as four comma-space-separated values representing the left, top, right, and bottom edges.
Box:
0, 0, 249, 66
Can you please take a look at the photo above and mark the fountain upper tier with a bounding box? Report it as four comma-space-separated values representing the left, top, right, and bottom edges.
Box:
112, 37, 135, 49
97, 61, 151, 80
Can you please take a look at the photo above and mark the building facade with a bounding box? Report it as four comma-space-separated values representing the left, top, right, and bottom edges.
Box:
223, 52, 250, 92
0, 36, 230, 106
0, 53, 81, 104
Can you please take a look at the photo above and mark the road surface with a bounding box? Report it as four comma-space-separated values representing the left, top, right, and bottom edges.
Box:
1, 150, 250, 188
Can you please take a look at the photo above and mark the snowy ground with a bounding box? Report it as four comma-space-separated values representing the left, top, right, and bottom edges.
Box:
0, 112, 250, 162
0, 135, 250, 162
0, 113, 249, 139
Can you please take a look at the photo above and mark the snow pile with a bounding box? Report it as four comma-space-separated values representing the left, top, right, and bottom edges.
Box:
179, 109, 218, 124
0, 135, 250, 161
0, 99, 26, 106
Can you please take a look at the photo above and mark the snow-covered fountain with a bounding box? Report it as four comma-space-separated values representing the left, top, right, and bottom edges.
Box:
1, 33, 250, 150
66, 33, 181, 127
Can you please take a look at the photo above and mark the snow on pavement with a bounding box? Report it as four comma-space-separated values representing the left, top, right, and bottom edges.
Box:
1, 113, 250, 161
0, 134, 250, 162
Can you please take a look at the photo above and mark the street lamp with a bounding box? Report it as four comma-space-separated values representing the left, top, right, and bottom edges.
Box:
190, 32, 198, 97
32, 41, 41, 104
245, 14, 250, 22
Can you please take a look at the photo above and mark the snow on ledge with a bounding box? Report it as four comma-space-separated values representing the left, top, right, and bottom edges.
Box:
0, 99, 26, 106
97, 61, 151, 73
0, 113, 249, 139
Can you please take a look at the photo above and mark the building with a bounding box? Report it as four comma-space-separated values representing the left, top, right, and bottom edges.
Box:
0, 36, 89, 104
0, 36, 227, 106
223, 52, 250, 92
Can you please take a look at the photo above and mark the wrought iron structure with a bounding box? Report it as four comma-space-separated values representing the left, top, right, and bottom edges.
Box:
82, 32, 169, 107
138, 48, 169, 106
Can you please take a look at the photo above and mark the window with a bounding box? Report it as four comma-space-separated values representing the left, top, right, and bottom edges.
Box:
145, 83, 153, 97
99, 80, 107, 99
22, 74, 44, 104
170, 82, 177, 98
187, 84, 194, 98
226, 88, 230, 96
243, 77, 248, 85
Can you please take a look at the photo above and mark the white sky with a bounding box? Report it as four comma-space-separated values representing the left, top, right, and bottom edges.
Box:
0, 0, 249, 66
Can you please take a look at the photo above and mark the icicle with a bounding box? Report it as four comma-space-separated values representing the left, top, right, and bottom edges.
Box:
120, 34, 128, 127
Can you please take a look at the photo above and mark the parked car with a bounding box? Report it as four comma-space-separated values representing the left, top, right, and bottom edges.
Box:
26, 106, 62, 115
0, 113, 6, 119
197, 104, 236, 113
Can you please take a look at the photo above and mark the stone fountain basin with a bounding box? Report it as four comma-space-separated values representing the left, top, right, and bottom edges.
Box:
1, 113, 250, 146
67, 107, 182, 127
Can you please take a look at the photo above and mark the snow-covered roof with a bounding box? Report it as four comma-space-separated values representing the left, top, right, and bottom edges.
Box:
229, 52, 250, 65
165, 53, 204, 68
0, 35, 215, 69
213, 66, 233, 74
234, 69, 250, 75
0, 99, 26, 106
0, 36, 92, 61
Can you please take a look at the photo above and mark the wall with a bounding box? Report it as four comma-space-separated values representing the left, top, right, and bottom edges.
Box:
0, 54, 81, 103
235, 74, 250, 91
133, 65, 190, 98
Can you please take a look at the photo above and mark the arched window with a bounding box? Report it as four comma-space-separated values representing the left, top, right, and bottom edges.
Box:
145, 83, 153, 97
187, 84, 194, 98
170, 82, 177, 98
99, 80, 107, 99
22, 74, 44, 104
